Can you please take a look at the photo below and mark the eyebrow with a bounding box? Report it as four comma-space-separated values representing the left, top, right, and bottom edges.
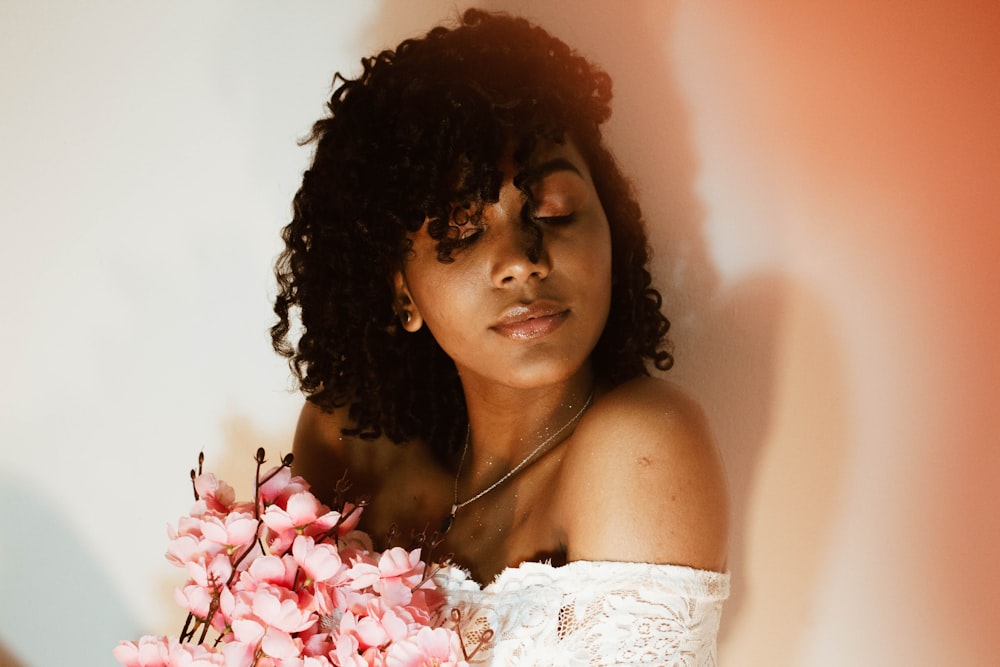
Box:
516, 157, 584, 186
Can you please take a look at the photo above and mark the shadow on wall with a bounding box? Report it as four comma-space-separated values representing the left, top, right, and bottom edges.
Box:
673, 274, 790, 627
0, 474, 139, 667
686, 277, 849, 664
0, 642, 25, 667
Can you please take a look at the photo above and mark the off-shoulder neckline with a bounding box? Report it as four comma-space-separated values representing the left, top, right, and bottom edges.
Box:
436, 558, 730, 596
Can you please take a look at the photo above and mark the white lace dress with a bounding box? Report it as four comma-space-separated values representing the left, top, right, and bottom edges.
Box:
433, 560, 729, 666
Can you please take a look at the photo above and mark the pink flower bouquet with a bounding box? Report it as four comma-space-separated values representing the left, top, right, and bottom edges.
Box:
114, 450, 474, 667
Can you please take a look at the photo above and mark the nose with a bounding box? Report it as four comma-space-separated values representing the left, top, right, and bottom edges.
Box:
491, 217, 551, 287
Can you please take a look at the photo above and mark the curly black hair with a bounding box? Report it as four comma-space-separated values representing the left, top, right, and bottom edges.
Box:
272, 9, 672, 460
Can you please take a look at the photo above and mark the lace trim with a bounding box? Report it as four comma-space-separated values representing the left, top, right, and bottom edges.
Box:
434, 561, 729, 666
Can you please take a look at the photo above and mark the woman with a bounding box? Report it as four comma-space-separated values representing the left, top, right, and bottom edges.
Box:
272, 9, 728, 664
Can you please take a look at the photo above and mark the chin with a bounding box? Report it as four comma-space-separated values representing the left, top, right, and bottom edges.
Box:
495, 358, 591, 391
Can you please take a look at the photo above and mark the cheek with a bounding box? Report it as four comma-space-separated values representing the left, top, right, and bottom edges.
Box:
410, 277, 477, 344
598, 227, 613, 280
591, 223, 614, 327
581, 220, 613, 289
558, 219, 613, 328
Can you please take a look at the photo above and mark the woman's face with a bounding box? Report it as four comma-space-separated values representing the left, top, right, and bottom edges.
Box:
396, 139, 612, 391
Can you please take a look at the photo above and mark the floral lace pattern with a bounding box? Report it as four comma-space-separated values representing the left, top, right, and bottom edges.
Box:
433, 560, 729, 666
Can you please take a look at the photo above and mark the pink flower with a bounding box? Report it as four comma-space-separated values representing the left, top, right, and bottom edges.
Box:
367, 548, 428, 607
297, 625, 335, 659
257, 466, 310, 505
240, 554, 298, 590
166, 533, 204, 568
193, 473, 236, 513
113, 636, 224, 666
337, 601, 410, 653
300, 657, 335, 667
262, 492, 341, 552
260, 625, 302, 661
246, 583, 316, 634
315, 581, 377, 624
185, 552, 233, 591
166, 516, 228, 567
344, 557, 381, 591
378, 548, 423, 580
267, 655, 335, 667
174, 582, 215, 619
172, 552, 232, 626
405, 586, 445, 623
336, 503, 363, 535
231, 618, 303, 661
384, 627, 469, 667
171, 515, 206, 539
119, 454, 471, 667
218, 635, 258, 667
331, 634, 368, 667
197, 511, 259, 551
292, 535, 345, 585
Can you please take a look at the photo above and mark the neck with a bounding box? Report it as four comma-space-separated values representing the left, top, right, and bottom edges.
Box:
458, 368, 596, 484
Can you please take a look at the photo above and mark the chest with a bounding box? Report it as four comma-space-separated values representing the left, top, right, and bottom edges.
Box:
438, 455, 569, 581
361, 444, 569, 582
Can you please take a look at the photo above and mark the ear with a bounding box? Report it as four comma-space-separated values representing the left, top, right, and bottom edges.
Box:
393, 270, 424, 333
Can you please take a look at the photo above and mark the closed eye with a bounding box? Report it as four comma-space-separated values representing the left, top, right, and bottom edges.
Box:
447, 204, 484, 248
449, 223, 483, 250
536, 213, 576, 225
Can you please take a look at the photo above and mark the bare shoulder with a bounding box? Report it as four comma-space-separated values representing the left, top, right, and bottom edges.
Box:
291, 400, 398, 508
292, 400, 451, 539
557, 376, 729, 571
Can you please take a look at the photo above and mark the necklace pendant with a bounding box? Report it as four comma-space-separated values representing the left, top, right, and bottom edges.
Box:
440, 510, 456, 535
446, 389, 595, 537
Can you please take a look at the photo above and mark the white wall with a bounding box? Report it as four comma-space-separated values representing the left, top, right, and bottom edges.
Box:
1, 1, 997, 665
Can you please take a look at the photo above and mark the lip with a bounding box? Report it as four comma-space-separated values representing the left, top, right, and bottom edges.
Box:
490, 302, 570, 340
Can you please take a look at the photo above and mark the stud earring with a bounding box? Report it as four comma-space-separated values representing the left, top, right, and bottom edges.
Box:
401, 310, 412, 325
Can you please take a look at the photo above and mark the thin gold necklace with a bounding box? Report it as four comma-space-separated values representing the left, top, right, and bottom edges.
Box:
440, 389, 595, 534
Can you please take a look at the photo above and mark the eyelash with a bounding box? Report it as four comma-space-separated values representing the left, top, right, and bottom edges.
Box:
535, 213, 575, 225
445, 211, 575, 256
452, 226, 482, 249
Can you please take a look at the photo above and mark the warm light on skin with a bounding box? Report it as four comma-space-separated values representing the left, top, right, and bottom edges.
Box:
396, 140, 612, 395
